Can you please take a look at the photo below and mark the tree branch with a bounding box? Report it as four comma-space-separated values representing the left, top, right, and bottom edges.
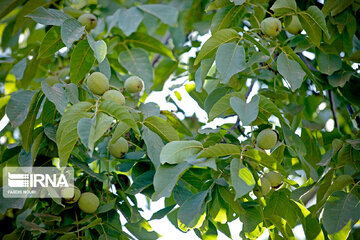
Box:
328, 90, 339, 130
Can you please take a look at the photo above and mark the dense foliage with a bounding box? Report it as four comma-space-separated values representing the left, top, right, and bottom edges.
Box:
1, 0, 360, 239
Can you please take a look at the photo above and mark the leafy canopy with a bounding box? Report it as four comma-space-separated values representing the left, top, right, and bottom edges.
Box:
1, 0, 360, 239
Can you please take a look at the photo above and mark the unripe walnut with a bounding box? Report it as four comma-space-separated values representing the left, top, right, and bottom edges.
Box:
103, 90, 125, 105
61, 186, 81, 204
78, 192, 99, 213
261, 17, 282, 37
110, 137, 129, 158
260, 177, 271, 195
124, 76, 144, 93
285, 16, 302, 35
256, 129, 278, 150
264, 171, 283, 189
78, 13, 97, 31
87, 72, 109, 95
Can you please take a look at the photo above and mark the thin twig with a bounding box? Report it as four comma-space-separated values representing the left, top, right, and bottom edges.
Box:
328, 90, 339, 130
297, 52, 317, 71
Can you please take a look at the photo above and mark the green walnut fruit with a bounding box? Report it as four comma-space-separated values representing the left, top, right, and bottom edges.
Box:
256, 129, 278, 150
61, 186, 81, 204
264, 171, 283, 188
110, 137, 129, 158
78, 192, 99, 214
124, 76, 144, 93
103, 90, 125, 105
285, 16, 302, 34
87, 72, 109, 95
261, 17, 282, 37
260, 177, 271, 195
78, 13, 97, 31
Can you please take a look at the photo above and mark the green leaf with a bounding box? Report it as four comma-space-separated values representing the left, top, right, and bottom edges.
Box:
277, 52, 306, 91
128, 32, 174, 59
61, 18, 84, 48
292, 201, 325, 240
230, 95, 259, 126
144, 116, 179, 142
267, 215, 295, 239
87, 34, 107, 63
323, 191, 360, 234
282, 124, 306, 155
298, 6, 329, 46
31, 132, 44, 161
88, 113, 113, 152
39, 26, 65, 59
99, 58, 111, 79
231, 0, 245, 5
153, 58, 178, 91
208, 91, 243, 121
118, 7, 143, 36
270, 0, 297, 16
160, 140, 203, 164
77, 118, 92, 148
118, 48, 153, 92
322, 175, 354, 203
13, 58, 27, 80
177, 191, 208, 230
56, 101, 93, 166
137, 4, 178, 26
215, 42, 245, 84
258, 95, 286, 123
125, 219, 160, 240
70, 156, 106, 182
150, 204, 176, 220
264, 190, 298, 228
26, 7, 70, 26
19, 92, 44, 153
142, 127, 163, 168
211, 5, 243, 33
110, 121, 130, 145
70, 39, 95, 84
206, 0, 233, 12
41, 81, 68, 115
0, 0, 25, 19
194, 28, 240, 65
230, 159, 255, 199
197, 144, 240, 158
160, 110, 193, 137
126, 170, 155, 195
6, 90, 36, 127
152, 162, 191, 200
98, 100, 139, 134
242, 149, 284, 172
239, 206, 262, 233
243, 33, 270, 56
13, 0, 48, 34
281, 46, 322, 87
317, 52, 342, 75
328, 72, 352, 87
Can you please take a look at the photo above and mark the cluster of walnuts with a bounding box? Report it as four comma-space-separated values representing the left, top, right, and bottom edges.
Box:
245, 129, 284, 197
261, 15, 302, 37
61, 187, 99, 214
